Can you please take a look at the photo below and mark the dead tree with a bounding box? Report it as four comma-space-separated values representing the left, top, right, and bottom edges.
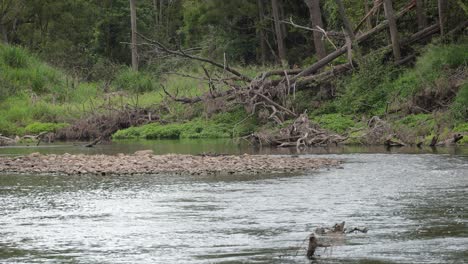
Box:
304, 0, 327, 59
335, 0, 355, 40
136, 0, 448, 147
130, 0, 138, 71
383, 0, 401, 61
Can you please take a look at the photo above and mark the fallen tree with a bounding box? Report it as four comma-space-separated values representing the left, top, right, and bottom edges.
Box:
136, 1, 457, 147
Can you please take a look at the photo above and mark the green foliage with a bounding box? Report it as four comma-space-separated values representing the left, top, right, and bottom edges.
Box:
1, 45, 29, 68
113, 68, 157, 94
451, 83, 468, 122
24, 122, 68, 134
311, 113, 356, 134
394, 114, 436, 138
334, 51, 394, 114
0, 44, 65, 97
113, 107, 256, 140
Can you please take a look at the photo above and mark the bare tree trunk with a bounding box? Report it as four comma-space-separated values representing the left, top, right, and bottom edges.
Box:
271, 0, 287, 66
383, 0, 401, 61
416, 0, 427, 30
304, 0, 326, 59
278, 0, 287, 41
130, 0, 138, 71
364, 0, 372, 29
335, 0, 355, 40
159, 0, 163, 30
438, 0, 447, 36
257, 0, 267, 65
153, 0, 158, 27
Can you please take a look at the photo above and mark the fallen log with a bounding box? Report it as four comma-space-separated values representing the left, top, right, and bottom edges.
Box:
384, 134, 406, 147
436, 133, 464, 146
306, 234, 329, 260
0, 135, 17, 146
84, 136, 102, 148
292, 0, 415, 81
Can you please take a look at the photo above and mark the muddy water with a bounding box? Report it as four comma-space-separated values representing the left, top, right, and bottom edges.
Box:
0, 142, 467, 263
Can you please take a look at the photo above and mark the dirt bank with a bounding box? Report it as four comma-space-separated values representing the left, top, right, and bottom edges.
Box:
0, 151, 341, 176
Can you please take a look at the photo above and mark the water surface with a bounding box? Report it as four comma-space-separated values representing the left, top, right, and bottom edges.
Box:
0, 142, 467, 263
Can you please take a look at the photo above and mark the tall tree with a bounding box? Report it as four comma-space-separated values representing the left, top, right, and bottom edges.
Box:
416, 0, 427, 30
335, 0, 355, 40
438, 0, 447, 36
257, 0, 267, 65
271, 0, 287, 66
383, 0, 401, 61
304, 0, 326, 59
130, 0, 138, 71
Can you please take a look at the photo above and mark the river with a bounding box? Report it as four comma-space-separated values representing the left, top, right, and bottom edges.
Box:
1, 140, 467, 263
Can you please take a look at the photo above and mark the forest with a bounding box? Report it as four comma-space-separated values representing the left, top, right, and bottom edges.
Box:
0, 0, 467, 147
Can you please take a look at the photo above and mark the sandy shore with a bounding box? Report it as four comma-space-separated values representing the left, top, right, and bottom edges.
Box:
0, 150, 341, 176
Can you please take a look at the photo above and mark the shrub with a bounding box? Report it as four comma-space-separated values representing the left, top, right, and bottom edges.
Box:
24, 122, 68, 134
334, 51, 394, 114
113, 68, 157, 94
1, 45, 29, 68
311, 113, 356, 134
451, 83, 468, 121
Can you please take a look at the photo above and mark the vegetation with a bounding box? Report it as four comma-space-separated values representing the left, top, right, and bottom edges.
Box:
0, 0, 466, 146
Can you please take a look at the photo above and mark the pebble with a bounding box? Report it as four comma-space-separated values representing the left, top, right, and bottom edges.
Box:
0, 151, 341, 176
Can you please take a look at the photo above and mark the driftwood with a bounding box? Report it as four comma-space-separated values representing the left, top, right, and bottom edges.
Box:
84, 136, 102, 148
306, 234, 330, 260
245, 114, 347, 147
0, 135, 16, 146
136, 0, 449, 144
384, 134, 406, 147
436, 133, 464, 146
307, 222, 368, 259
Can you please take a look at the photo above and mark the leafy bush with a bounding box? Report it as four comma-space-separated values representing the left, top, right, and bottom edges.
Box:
1, 45, 29, 68
113, 108, 256, 140
24, 122, 68, 134
334, 51, 394, 114
311, 113, 356, 134
113, 67, 157, 94
451, 83, 468, 121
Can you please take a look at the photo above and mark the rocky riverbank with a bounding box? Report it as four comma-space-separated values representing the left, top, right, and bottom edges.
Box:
0, 151, 341, 176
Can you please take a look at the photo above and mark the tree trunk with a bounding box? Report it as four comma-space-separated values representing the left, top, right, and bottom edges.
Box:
416, 0, 427, 30
438, 0, 447, 36
130, 0, 138, 71
271, 0, 287, 66
304, 0, 326, 59
257, 0, 267, 65
153, 0, 158, 27
383, 0, 401, 61
159, 0, 164, 32
364, 0, 372, 29
335, 0, 355, 40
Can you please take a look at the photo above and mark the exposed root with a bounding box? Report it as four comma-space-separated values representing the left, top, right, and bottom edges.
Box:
245, 113, 348, 147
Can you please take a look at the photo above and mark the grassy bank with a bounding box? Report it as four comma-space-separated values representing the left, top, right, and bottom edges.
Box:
0, 42, 467, 145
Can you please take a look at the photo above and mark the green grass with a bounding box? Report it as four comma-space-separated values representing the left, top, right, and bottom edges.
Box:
311, 113, 356, 134
113, 107, 256, 140
24, 122, 68, 134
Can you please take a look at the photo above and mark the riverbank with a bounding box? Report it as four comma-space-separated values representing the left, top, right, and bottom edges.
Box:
0, 151, 341, 176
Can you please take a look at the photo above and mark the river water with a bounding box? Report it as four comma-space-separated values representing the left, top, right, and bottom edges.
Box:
0, 141, 467, 263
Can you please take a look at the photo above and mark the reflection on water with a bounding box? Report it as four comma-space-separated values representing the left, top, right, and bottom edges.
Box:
1, 139, 468, 156
0, 151, 467, 263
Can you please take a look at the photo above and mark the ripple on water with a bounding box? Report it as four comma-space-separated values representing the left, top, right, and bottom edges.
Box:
0, 153, 467, 263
